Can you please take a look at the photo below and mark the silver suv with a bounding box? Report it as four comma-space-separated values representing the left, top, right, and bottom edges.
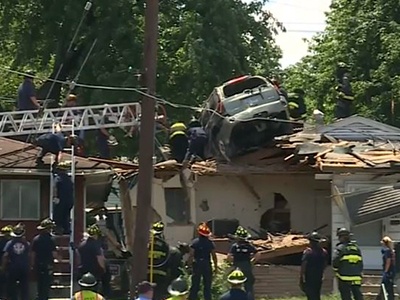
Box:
199, 75, 292, 159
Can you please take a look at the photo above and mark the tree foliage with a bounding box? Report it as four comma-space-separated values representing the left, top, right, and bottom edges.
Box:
284, 0, 400, 125
0, 0, 283, 155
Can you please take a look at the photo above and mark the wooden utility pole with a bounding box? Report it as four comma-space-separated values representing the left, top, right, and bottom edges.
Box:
131, 0, 159, 293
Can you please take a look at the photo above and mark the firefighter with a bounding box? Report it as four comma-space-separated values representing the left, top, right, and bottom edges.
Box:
335, 62, 354, 119
1, 223, 30, 300
169, 122, 188, 163
53, 161, 74, 235
287, 89, 307, 121
333, 228, 364, 300
73, 272, 105, 300
65, 94, 78, 107
35, 123, 76, 166
0, 225, 12, 298
31, 218, 59, 300
97, 114, 118, 159
185, 118, 207, 162
77, 225, 106, 292
227, 226, 260, 300
17, 70, 40, 111
166, 276, 189, 300
187, 223, 218, 300
219, 268, 248, 300
299, 232, 329, 300
148, 221, 170, 300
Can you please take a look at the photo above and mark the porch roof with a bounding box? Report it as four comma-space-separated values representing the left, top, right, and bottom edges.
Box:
341, 184, 400, 226
0, 137, 112, 176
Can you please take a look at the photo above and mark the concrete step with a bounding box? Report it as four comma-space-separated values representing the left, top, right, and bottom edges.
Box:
363, 292, 400, 300
53, 272, 71, 285
53, 235, 71, 247
363, 275, 384, 285
53, 262, 71, 273
362, 284, 398, 294
49, 284, 71, 299
57, 246, 70, 259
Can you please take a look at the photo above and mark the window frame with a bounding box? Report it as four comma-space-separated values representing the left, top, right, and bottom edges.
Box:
164, 187, 191, 225
0, 179, 41, 221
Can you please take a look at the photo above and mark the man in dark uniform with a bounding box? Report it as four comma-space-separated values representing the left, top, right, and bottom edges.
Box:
185, 118, 207, 162
96, 115, 118, 159
148, 221, 171, 300
335, 62, 355, 119
17, 70, 40, 111
219, 269, 248, 300
0, 225, 12, 299
168, 122, 188, 163
300, 232, 329, 300
53, 161, 74, 235
188, 223, 218, 300
31, 218, 59, 300
228, 226, 260, 300
77, 225, 106, 289
333, 228, 364, 300
35, 123, 75, 166
1, 223, 30, 300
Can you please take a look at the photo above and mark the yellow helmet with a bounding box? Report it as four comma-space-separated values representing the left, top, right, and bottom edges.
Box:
87, 224, 102, 237
151, 221, 165, 234
227, 268, 247, 284
170, 122, 187, 133
235, 226, 250, 240
0, 225, 13, 235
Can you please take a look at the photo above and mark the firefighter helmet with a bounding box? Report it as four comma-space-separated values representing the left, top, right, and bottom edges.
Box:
197, 222, 211, 237
87, 224, 102, 237
227, 268, 247, 284
0, 225, 13, 236
170, 122, 187, 133
235, 226, 251, 240
37, 218, 56, 230
168, 276, 189, 296
11, 223, 25, 237
151, 221, 164, 234
78, 272, 97, 287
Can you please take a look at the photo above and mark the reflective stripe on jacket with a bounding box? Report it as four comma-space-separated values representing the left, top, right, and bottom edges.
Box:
332, 242, 363, 282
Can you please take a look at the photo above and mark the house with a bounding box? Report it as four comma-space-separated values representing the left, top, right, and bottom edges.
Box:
121, 116, 400, 271
0, 137, 113, 243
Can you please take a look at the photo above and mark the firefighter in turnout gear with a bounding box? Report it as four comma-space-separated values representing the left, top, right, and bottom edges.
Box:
168, 122, 189, 163
287, 89, 307, 121
166, 276, 189, 300
335, 62, 355, 119
73, 272, 105, 300
188, 223, 218, 300
148, 221, 170, 300
333, 228, 364, 300
220, 268, 248, 300
1, 223, 30, 300
227, 226, 260, 300
0, 225, 12, 298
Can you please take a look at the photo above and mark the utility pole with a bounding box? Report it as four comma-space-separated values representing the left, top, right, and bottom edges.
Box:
131, 0, 159, 293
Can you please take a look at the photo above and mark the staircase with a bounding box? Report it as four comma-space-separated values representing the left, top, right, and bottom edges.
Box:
362, 270, 398, 300
49, 235, 74, 300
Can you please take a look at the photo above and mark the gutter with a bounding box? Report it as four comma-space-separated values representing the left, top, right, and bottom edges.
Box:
0, 168, 113, 176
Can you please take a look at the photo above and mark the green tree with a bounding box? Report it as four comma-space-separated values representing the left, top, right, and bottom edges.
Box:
0, 0, 283, 155
284, 0, 400, 125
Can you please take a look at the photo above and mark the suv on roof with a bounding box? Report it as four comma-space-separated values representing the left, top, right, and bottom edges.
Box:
199, 75, 292, 159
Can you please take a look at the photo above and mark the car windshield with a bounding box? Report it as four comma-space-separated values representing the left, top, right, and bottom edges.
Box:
223, 86, 280, 116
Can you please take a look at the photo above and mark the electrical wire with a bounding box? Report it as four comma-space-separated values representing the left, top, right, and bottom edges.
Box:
0, 66, 306, 125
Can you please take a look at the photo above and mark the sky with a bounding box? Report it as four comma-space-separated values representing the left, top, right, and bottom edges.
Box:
262, 0, 332, 68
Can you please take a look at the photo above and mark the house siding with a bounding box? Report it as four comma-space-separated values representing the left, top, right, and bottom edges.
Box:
0, 175, 85, 244
254, 265, 334, 297
127, 173, 332, 245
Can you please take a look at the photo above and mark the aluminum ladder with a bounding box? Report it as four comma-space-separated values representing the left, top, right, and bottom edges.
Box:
0, 102, 141, 136
49, 120, 76, 300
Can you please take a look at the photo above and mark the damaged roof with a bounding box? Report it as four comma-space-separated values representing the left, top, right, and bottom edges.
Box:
318, 116, 400, 142
0, 137, 111, 174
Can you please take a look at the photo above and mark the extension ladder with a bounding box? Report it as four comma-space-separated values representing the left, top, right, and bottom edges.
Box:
0, 102, 141, 136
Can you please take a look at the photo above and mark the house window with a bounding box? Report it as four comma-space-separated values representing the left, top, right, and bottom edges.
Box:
1, 180, 40, 220
164, 188, 190, 224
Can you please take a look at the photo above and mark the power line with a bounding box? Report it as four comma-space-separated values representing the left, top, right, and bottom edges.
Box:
0, 66, 306, 125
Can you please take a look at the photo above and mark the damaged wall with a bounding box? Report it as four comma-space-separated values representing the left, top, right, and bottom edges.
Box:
128, 171, 197, 246
332, 172, 400, 270
194, 174, 331, 236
